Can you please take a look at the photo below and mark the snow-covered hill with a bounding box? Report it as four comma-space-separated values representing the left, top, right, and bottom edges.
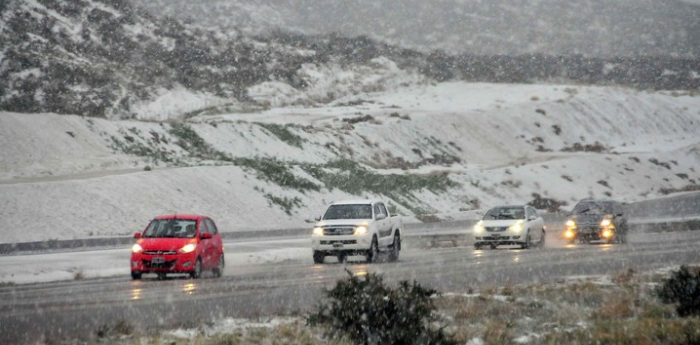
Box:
0, 0, 428, 119
1, 82, 698, 243
2, 0, 699, 122
139, 0, 700, 57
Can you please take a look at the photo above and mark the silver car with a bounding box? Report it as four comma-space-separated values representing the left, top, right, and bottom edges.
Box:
473, 205, 546, 249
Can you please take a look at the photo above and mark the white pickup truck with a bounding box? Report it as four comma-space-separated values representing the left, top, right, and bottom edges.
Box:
311, 199, 403, 264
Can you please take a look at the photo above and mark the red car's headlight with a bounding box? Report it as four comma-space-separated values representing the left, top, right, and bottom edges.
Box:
132, 244, 143, 254
179, 243, 197, 254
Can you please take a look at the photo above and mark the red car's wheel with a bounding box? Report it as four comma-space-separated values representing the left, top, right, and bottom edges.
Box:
212, 255, 224, 278
190, 257, 202, 279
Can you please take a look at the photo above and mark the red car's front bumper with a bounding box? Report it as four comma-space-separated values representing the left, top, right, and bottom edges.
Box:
131, 252, 197, 274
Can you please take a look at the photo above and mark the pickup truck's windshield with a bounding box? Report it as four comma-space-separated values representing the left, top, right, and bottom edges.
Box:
323, 204, 373, 220
483, 207, 525, 220
142, 219, 197, 238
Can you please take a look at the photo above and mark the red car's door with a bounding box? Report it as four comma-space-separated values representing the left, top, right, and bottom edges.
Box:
205, 218, 223, 266
198, 219, 214, 268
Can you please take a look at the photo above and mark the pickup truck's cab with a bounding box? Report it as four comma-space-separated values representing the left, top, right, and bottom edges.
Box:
311, 200, 403, 264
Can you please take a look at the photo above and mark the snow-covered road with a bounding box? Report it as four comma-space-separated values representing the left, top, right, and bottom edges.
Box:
2, 229, 700, 345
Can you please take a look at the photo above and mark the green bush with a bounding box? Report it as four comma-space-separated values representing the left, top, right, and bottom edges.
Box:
256, 122, 305, 148
308, 271, 456, 345
656, 266, 700, 317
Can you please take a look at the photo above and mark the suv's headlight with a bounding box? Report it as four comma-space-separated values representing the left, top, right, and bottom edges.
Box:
354, 226, 368, 235
509, 222, 523, 232
474, 221, 484, 234
600, 219, 611, 227
179, 243, 197, 254
565, 220, 576, 227
313, 227, 324, 236
132, 244, 143, 254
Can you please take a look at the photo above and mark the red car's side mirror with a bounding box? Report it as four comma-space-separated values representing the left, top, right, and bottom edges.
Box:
201, 232, 213, 240
133, 232, 142, 239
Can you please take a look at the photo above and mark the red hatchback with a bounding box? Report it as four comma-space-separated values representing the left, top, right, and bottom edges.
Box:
130, 214, 225, 280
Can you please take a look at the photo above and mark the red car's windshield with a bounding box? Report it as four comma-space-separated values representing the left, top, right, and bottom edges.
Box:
143, 219, 197, 238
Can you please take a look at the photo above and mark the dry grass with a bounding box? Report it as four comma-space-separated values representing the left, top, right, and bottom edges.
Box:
52, 267, 700, 345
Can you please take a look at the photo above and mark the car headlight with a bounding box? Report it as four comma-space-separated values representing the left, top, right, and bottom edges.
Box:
313, 227, 324, 236
132, 244, 143, 254
179, 243, 197, 254
565, 220, 576, 227
474, 221, 484, 234
600, 219, 611, 227
354, 226, 368, 235
509, 222, 523, 232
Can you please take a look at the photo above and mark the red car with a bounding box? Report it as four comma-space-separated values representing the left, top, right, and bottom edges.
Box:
130, 214, 225, 280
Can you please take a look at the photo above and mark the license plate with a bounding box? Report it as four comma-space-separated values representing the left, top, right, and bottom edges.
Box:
491, 234, 500, 237
152, 257, 165, 264
333, 243, 344, 248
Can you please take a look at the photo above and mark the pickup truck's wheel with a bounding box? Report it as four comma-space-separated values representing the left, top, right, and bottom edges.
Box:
366, 237, 379, 263
313, 251, 325, 264
388, 234, 400, 262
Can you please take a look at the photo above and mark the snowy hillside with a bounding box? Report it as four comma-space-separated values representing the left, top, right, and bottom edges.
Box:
0, 0, 427, 119
140, 0, 700, 57
2, 0, 699, 122
1, 82, 699, 243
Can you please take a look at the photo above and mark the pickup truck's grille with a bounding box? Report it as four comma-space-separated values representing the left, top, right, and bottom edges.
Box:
320, 240, 357, 245
323, 227, 355, 236
486, 227, 508, 232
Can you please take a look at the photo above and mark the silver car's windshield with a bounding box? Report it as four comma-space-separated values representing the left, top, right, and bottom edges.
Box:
483, 207, 525, 220
323, 204, 372, 220
143, 219, 197, 238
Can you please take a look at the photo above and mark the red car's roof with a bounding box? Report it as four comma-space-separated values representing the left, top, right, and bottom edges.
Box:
153, 214, 208, 220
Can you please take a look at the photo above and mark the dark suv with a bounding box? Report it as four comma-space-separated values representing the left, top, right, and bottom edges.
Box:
564, 200, 628, 244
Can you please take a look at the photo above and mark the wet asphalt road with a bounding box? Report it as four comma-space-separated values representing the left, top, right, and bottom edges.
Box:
2, 230, 700, 344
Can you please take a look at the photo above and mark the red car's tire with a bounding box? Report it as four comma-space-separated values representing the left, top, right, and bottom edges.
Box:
212, 255, 224, 278
190, 257, 202, 279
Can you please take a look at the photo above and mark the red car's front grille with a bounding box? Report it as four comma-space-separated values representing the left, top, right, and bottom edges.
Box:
143, 259, 177, 269
143, 250, 177, 255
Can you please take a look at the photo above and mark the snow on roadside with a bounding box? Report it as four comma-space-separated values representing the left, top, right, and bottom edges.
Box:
0, 238, 311, 285
1, 82, 699, 243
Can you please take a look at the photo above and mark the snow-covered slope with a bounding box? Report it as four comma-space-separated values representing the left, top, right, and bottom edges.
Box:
139, 0, 700, 57
1, 82, 699, 243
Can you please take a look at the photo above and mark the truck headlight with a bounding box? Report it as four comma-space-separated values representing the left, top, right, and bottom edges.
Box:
354, 226, 368, 235
565, 220, 576, 227
474, 221, 484, 234
313, 227, 324, 236
600, 219, 611, 227
179, 243, 197, 254
132, 244, 143, 254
